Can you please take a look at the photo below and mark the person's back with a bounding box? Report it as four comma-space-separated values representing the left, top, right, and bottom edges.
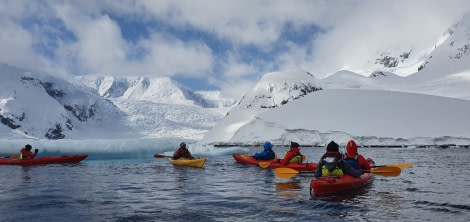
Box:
280, 142, 303, 165
253, 142, 275, 160
314, 141, 362, 178
343, 140, 371, 170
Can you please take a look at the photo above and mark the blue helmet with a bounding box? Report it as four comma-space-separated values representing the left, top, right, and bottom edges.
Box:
264, 141, 272, 150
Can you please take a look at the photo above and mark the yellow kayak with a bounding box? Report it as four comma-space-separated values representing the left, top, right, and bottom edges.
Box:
168, 158, 206, 168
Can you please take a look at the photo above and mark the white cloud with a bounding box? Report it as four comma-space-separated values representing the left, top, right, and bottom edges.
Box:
310, 0, 470, 77
0, 19, 36, 66
139, 34, 214, 77
276, 41, 314, 72
0, 0, 469, 96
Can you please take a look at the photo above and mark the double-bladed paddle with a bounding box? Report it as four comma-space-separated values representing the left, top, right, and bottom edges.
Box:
274, 165, 402, 178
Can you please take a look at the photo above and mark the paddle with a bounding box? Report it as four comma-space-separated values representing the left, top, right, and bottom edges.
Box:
372, 162, 413, 169
274, 167, 313, 178
258, 162, 273, 168
154, 154, 171, 158
274, 166, 401, 179
369, 166, 401, 177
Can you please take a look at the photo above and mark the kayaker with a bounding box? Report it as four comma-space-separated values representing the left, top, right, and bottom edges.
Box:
20, 144, 38, 160
253, 141, 276, 160
343, 140, 371, 171
313, 141, 362, 178
172, 142, 195, 160
279, 142, 303, 165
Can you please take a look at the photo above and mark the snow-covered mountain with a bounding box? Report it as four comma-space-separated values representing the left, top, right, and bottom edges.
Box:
0, 64, 235, 140
0, 63, 132, 139
345, 13, 470, 81
201, 71, 322, 143
75, 75, 237, 139
2, 14, 470, 146
200, 78, 470, 146
76, 75, 222, 108
199, 16, 470, 146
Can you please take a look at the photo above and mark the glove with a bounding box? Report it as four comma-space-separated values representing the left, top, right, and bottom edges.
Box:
34, 149, 39, 153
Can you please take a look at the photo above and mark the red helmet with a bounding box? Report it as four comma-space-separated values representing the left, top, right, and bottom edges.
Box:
346, 140, 357, 159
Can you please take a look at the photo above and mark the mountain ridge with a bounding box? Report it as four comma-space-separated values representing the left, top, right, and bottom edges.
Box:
1, 15, 470, 144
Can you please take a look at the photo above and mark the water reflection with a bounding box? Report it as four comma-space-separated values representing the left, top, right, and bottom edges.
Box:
275, 178, 302, 198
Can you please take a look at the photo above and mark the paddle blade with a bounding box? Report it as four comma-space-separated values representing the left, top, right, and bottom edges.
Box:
373, 162, 413, 169
388, 162, 413, 169
371, 166, 401, 177
258, 162, 271, 169
154, 154, 169, 158
274, 168, 300, 179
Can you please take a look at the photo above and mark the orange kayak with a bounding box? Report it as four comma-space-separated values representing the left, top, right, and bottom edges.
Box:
232, 153, 277, 165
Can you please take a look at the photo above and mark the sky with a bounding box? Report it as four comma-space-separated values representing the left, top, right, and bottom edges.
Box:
1, 0, 470, 99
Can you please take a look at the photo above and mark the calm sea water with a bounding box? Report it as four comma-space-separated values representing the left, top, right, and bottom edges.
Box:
0, 146, 469, 222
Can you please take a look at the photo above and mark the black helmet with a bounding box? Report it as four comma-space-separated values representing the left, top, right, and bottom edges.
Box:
25, 144, 32, 151
180, 142, 186, 147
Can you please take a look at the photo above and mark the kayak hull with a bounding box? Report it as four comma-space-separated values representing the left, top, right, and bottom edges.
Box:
168, 158, 206, 168
310, 173, 373, 196
0, 154, 88, 165
232, 153, 276, 165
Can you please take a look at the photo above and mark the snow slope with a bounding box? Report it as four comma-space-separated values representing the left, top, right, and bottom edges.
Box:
0, 63, 132, 139
232, 89, 470, 146
200, 70, 470, 146
0, 64, 232, 140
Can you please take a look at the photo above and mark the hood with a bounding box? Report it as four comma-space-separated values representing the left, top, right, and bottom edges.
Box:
264, 141, 272, 150
346, 140, 357, 158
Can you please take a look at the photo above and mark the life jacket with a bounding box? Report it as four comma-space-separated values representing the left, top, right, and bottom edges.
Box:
20, 148, 29, 160
284, 150, 302, 163
321, 165, 344, 176
343, 153, 360, 170
174, 147, 191, 159
321, 156, 344, 176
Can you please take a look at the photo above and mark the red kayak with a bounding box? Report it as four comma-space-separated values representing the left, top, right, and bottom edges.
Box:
232, 153, 277, 165
309, 158, 375, 196
0, 154, 88, 165
310, 173, 373, 196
